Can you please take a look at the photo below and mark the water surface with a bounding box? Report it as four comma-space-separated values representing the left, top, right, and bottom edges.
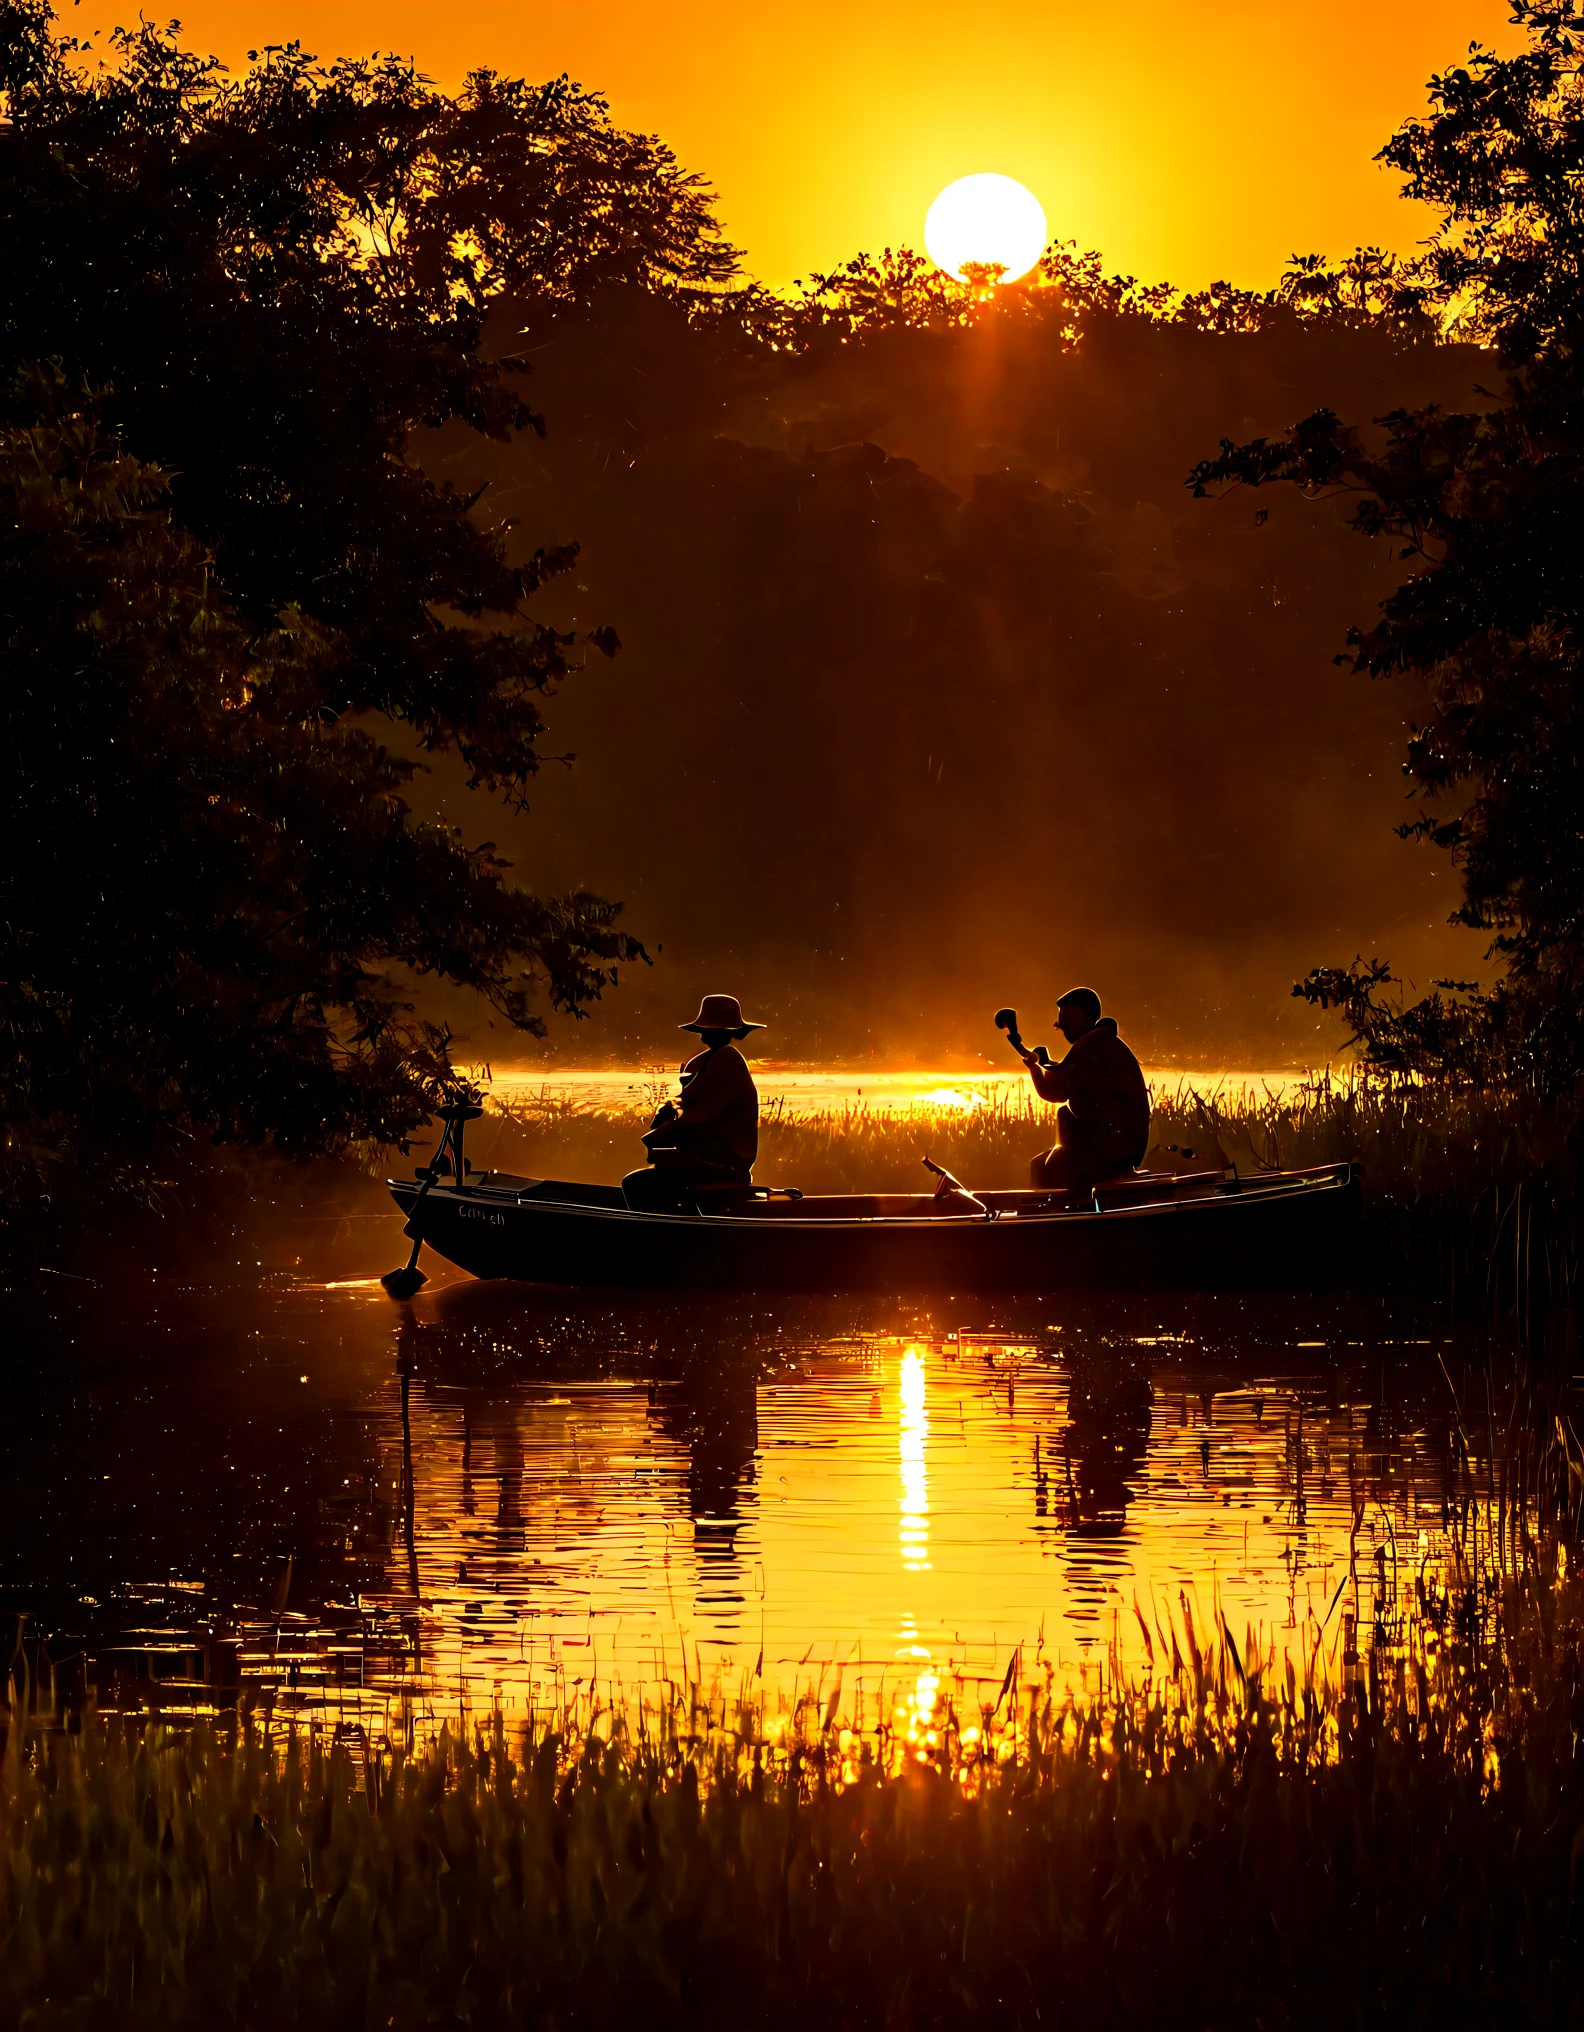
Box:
5, 1255, 1469, 1738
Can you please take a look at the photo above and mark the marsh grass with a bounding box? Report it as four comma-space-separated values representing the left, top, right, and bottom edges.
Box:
7, 1531, 1584, 2031
1149, 1075, 1584, 1331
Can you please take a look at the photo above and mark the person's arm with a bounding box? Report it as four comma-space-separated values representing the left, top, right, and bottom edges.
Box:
677, 1053, 747, 1129
1025, 1052, 1072, 1103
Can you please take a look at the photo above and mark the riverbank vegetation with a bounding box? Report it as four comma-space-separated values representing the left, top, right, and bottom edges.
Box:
6, 1501, 1584, 2029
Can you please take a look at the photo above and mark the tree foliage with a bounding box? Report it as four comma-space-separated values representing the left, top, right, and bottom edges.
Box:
0, 2, 734, 789
1, 379, 637, 1179
454, 243, 1473, 1064
714, 235, 1434, 356
0, 4, 746, 1186
1187, 0, 1584, 1091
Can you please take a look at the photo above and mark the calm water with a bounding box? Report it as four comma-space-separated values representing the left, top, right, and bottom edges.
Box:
5, 1246, 1472, 1738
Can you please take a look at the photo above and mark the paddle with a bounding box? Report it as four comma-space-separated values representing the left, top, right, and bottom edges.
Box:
380, 1094, 484, 1299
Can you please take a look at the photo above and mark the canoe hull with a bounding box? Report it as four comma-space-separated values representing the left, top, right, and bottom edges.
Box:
388, 1168, 1363, 1294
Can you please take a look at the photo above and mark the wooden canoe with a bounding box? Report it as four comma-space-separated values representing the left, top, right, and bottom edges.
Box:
386, 1162, 1363, 1293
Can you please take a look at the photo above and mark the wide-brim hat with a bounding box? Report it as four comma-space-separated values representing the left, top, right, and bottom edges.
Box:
681, 993, 766, 1033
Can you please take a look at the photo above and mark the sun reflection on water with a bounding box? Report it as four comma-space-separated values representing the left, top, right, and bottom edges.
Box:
896, 1346, 940, 1750
899, 1346, 930, 1572
899, 1665, 942, 1761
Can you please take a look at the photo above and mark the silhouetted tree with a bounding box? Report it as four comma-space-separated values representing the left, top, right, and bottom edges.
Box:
0, 3, 734, 790
718, 235, 1430, 354
1189, 0, 1584, 1091
0, 377, 635, 1200
0, 4, 756, 1188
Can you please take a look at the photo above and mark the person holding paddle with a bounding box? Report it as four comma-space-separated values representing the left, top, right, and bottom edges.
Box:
622, 994, 765, 1212
999, 987, 1150, 1193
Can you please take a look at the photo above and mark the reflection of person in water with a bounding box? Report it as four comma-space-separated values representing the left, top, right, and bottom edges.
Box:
396, 1289, 768, 1597
1042, 1358, 1153, 1635
647, 1359, 759, 1571
1039, 1362, 1153, 1539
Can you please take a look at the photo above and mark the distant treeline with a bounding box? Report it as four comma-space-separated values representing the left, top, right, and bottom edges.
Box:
450, 250, 1480, 1066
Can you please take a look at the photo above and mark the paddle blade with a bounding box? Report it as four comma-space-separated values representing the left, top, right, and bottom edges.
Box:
380, 1265, 428, 1299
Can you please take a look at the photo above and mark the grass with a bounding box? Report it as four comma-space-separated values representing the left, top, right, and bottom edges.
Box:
7, 1519, 1584, 2030
481, 1074, 1584, 1327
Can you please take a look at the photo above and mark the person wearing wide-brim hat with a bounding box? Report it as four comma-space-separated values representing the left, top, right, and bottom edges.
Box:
622, 995, 767, 1212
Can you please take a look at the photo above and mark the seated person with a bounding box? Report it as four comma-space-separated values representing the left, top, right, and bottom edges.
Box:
622, 994, 764, 1212
1013, 986, 1150, 1192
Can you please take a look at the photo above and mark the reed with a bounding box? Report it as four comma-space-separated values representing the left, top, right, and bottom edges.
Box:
1149, 1074, 1583, 1331
6, 1533, 1584, 2030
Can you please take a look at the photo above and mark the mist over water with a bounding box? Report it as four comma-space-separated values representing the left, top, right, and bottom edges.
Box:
482, 1066, 1313, 1113
419, 291, 1487, 1069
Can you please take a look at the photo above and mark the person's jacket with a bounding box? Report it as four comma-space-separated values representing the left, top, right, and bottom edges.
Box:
663, 1042, 759, 1180
1027, 1019, 1149, 1143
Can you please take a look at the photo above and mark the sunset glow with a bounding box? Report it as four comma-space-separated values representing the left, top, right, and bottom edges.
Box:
56, 0, 1526, 291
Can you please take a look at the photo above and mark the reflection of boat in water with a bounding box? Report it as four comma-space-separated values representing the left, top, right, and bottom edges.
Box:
388, 1162, 1362, 1293
1050, 1367, 1154, 1536
394, 1287, 770, 1565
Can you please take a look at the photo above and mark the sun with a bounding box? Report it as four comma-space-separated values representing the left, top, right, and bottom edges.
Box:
924, 173, 1047, 286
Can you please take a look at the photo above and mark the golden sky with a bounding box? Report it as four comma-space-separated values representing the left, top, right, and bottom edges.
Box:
64, 0, 1519, 288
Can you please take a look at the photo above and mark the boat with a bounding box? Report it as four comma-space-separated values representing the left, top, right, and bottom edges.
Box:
384, 1109, 1361, 1293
